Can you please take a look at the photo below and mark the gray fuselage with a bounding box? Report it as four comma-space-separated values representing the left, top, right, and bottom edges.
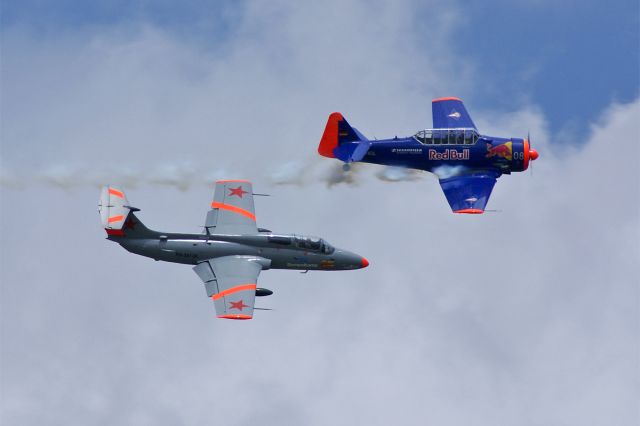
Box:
109, 231, 366, 271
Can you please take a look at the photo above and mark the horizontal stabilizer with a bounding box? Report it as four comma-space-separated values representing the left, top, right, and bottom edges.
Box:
333, 139, 372, 163
318, 112, 368, 159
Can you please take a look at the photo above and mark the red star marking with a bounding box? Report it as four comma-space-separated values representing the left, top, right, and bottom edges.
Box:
228, 186, 248, 198
124, 216, 137, 230
229, 300, 249, 311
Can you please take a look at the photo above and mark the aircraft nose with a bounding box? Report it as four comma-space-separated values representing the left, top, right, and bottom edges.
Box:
530, 149, 539, 160
336, 250, 369, 269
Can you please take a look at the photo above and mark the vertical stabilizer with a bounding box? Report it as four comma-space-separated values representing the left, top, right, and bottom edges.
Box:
318, 113, 371, 162
98, 186, 134, 235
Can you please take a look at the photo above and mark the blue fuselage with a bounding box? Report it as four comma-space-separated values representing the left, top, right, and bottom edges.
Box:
356, 132, 529, 176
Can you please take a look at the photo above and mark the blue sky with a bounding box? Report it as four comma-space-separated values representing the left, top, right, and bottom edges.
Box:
2, 0, 638, 139
1, 2, 638, 425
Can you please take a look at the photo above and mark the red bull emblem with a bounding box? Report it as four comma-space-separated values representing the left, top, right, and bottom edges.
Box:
485, 141, 512, 161
428, 149, 470, 160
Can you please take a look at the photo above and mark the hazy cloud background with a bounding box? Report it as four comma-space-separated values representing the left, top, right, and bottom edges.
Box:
1, 1, 639, 425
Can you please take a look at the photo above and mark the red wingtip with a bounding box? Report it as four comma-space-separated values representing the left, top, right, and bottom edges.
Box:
454, 208, 484, 214
217, 314, 253, 320
361, 257, 369, 268
318, 112, 344, 158
216, 179, 251, 184
432, 97, 462, 103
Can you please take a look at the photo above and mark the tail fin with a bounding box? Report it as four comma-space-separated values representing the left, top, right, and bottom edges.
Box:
98, 186, 149, 237
318, 112, 370, 162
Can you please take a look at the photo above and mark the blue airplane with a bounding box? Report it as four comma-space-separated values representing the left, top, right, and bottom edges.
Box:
317, 97, 539, 214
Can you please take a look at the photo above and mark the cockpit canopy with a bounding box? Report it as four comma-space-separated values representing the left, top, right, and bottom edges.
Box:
295, 235, 335, 254
267, 235, 335, 254
414, 128, 479, 145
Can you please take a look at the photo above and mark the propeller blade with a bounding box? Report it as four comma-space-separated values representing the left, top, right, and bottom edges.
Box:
528, 131, 533, 176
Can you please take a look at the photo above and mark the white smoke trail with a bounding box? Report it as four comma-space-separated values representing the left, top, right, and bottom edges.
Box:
431, 165, 467, 180
268, 157, 427, 188
375, 166, 424, 182
0, 162, 235, 191
268, 158, 362, 187
323, 163, 361, 187
1, 158, 431, 190
270, 161, 309, 186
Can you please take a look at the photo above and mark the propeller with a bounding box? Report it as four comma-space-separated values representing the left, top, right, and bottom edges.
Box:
526, 131, 539, 175
528, 131, 532, 176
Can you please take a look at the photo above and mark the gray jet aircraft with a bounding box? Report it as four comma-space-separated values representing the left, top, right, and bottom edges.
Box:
98, 180, 369, 320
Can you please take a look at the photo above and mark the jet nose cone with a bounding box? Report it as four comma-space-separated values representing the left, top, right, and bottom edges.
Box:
530, 149, 539, 160
335, 249, 369, 270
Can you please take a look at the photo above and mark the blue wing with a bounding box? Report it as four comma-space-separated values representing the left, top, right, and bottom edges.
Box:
439, 171, 499, 213
432, 97, 477, 129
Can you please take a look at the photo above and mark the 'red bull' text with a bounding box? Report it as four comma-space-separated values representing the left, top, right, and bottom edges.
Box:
428, 149, 470, 160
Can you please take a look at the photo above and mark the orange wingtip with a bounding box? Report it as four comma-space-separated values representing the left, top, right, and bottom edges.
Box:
432, 97, 462, 102
217, 314, 252, 320
454, 208, 484, 214
216, 179, 251, 184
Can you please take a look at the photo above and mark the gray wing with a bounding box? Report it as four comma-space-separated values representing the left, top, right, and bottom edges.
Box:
193, 255, 269, 320
204, 180, 258, 235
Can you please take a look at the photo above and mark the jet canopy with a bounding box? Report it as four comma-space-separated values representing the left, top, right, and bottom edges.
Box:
267, 235, 335, 254
295, 235, 335, 254
414, 128, 479, 145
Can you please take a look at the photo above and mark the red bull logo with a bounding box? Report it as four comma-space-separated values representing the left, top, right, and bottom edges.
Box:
485, 141, 512, 161
428, 149, 470, 160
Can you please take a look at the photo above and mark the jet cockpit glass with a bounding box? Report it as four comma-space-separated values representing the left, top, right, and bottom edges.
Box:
321, 241, 335, 254
295, 236, 335, 254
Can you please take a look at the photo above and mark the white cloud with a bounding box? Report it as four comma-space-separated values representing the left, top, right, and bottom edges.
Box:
1, 1, 638, 425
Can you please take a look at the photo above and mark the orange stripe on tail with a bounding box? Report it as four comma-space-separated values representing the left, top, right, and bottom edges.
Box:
108, 215, 125, 223
108, 188, 125, 198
